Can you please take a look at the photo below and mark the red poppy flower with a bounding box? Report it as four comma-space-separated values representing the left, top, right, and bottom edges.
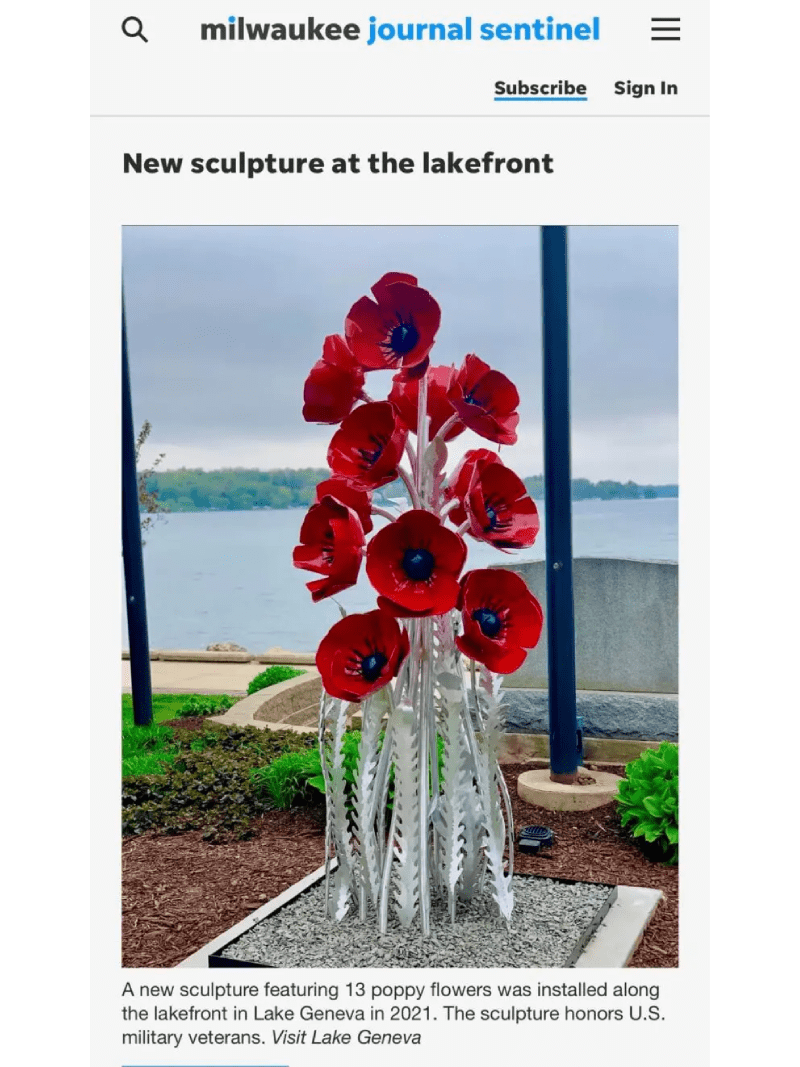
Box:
327, 401, 408, 489
366, 510, 467, 616
444, 449, 503, 525
447, 354, 520, 445
388, 364, 464, 442
315, 477, 374, 535
456, 568, 543, 673
345, 272, 441, 372
302, 334, 365, 424
316, 609, 410, 702
292, 496, 365, 602
457, 459, 540, 550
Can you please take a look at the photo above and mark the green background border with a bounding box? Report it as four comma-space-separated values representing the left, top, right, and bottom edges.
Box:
8, 8, 86, 1067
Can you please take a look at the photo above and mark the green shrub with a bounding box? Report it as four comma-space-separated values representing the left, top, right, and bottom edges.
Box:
252, 731, 446, 812
252, 750, 322, 808
247, 665, 305, 695
616, 742, 679, 864
122, 724, 317, 840
175, 694, 235, 717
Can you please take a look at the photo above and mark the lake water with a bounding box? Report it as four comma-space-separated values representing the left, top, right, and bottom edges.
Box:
124, 499, 677, 653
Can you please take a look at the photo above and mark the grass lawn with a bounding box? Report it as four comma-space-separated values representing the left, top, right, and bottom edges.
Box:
122, 693, 236, 776
122, 693, 210, 726
121, 669, 303, 779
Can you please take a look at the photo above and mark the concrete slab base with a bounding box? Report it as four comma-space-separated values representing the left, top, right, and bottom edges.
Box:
518, 767, 623, 811
575, 886, 664, 967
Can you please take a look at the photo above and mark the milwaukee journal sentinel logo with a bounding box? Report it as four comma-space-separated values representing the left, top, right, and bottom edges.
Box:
200, 15, 603, 45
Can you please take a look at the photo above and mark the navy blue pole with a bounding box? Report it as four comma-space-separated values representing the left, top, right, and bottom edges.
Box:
122, 295, 153, 726
540, 227, 579, 782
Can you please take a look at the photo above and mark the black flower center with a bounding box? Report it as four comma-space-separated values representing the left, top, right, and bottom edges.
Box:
462, 388, 485, 408
473, 607, 502, 638
402, 547, 435, 581
384, 316, 419, 357
484, 505, 498, 530
379, 311, 420, 362
361, 651, 387, 682
358, 433, 384, 467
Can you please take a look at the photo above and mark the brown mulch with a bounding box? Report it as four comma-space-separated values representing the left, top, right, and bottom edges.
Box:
159, 716, 215, 732
122, 760, 677, 969
122, 810, 326, 968
506, 762, 678, 968
160, 717, 217, 734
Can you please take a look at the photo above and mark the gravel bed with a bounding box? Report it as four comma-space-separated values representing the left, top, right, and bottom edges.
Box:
218, 875, 614, 968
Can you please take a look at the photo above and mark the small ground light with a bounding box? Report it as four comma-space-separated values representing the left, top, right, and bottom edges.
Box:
518, 825, 555, 854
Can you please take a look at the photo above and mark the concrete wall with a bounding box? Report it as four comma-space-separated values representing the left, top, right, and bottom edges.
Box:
495, 557, 678, 694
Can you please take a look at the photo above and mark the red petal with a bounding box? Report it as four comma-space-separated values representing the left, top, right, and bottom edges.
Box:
380, 282, 441, 346
302, 359, 363, 424
473, 369, 520, 414
315, 478, 373, 534
371, 272, 418, 299
456, 632, 527, 674
376, 595, 433, 619
322, 333, 360, 370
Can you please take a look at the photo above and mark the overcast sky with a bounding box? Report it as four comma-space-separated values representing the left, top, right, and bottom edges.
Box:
123, 225, 678, 483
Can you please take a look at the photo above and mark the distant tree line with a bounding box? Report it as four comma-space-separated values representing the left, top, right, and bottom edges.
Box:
142, 467, 328, 512
523, 476, 678, 502
142, 467, 678, 513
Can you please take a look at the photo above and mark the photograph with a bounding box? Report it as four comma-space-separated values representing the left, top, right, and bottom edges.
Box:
121, 225, 678, 969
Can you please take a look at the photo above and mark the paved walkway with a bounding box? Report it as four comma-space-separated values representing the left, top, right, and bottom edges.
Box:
122, 658, 263, 695
122, 657, 322, 731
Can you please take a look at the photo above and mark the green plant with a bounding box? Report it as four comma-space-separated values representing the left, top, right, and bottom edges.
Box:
252, 750, 322, 808
247, 665, 305, 695
123, 693, 190, 727
253, 730, 446, 812
121, 720, 180, 776
176, 694, 235, 717
121, 693, 238, 775
617, 742, 679, 864
122, 724, 317, 840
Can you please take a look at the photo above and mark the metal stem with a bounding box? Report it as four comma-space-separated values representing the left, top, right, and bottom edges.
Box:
371, 506, 398, 522
398, 466, 421, 510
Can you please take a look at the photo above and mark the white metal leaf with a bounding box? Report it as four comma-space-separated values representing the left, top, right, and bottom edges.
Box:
435, 647, 470, 912
321, 694, 353, 918
389, 700, 421, 928
352, 696, 382, 907
424, 435, 448, 509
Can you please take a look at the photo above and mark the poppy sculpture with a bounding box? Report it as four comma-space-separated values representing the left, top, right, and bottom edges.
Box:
445, 450, 540, 550
294, 273, 543, 931
292, 496, 365, 602
345, 272, 441, 373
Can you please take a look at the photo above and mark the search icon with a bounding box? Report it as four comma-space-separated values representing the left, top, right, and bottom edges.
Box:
121, 16, 148, 42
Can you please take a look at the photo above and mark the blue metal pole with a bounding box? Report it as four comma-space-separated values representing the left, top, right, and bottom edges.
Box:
540, 227, 579, 782
122, 295, 153, 726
